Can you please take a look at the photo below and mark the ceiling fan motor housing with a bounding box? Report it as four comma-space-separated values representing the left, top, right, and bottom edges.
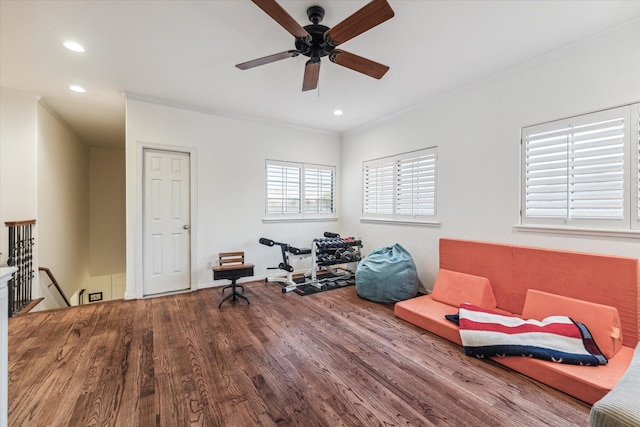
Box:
295, 6, 335, 59
295, 24, 333, 58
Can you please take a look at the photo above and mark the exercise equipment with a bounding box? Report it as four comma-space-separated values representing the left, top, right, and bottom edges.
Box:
260, 238, 312, 293
260, 232, 363, 293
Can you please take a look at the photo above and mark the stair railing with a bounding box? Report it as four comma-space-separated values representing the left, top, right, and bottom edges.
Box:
5, 220, 36, 317
39, 267, 71, 307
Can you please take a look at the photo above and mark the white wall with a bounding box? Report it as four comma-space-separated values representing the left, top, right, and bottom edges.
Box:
0, 90, 39, 266
89, 147, 125, 277
37, 103, 90, 309
125, 99, 341, 299
88, 147, 126, 302
341, 20, 640, 291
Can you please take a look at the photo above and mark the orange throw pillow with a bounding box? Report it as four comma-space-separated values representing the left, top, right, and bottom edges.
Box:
431, 269, 497, 309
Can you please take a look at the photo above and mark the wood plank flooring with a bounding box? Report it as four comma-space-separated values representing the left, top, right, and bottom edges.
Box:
8, 281, 590, 426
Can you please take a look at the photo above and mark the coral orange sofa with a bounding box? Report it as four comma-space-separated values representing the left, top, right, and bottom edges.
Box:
395, 239, 640, 404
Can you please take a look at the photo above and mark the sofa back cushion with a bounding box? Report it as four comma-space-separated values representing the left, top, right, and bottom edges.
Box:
521, 289, 623, 359
431, 269, 497, 309
439, 239, 640, 347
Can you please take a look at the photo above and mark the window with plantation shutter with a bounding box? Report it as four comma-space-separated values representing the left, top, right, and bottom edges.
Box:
521, 103, 640, 231
396, 152, 437, 217
304, 166, 334, 214
265, 160, 336, 219
363, 147, 438, 222
266, 162, 301, 215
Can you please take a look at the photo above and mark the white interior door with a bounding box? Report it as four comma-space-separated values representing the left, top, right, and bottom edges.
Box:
143, 149, 191, 296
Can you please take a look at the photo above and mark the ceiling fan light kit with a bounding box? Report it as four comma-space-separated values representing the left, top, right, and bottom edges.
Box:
236, 0, 394, 92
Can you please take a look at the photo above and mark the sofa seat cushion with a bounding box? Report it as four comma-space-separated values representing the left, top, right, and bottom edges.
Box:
494, 345, 635, 405
394, 295, 464, 345
431, 269, 497, 309
394, 295, 512, 345
521, 289, 623, 359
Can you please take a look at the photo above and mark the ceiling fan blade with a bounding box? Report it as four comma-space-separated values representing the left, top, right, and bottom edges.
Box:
302, 59, 320, 91
329, 50, 389, 79
324, 0, 394, 46
251, 0, 311, 39
236, 50, 300, 70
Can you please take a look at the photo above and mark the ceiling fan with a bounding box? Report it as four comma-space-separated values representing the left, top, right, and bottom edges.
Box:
236, 0, 395, 91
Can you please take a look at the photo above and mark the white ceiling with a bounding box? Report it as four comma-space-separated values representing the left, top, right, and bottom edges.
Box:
2, 0, 640, 148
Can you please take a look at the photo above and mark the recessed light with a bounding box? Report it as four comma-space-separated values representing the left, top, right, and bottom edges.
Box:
333, 109, 343, 116
63, 41, 85, 53
69, 85, 86, 93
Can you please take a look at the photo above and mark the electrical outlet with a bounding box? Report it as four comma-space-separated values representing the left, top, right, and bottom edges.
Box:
206, 261, 212, 269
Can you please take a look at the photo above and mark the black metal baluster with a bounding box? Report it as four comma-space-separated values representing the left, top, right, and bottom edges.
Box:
18, 225, 24, 311
21, 226, 24, 309
27, 224, 33, 301
17, 225, 22, 311
7, 224, 16, 316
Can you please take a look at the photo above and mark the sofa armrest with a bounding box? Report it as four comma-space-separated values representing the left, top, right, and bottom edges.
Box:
431, 269, 497, 309
521, 289, 623, 359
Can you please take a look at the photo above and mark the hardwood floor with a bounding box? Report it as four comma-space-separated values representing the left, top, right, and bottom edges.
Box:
8, 281, 590, 426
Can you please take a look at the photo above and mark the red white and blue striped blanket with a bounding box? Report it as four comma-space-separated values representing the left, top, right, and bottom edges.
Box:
446, 303, 607, 366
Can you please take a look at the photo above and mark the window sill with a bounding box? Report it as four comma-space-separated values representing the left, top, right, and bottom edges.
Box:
360, 218, 441, 227
514, 224, 640, 239
263, 217, 339, 224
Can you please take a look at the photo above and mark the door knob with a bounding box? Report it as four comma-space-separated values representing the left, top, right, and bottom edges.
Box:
183, 225, 190, 230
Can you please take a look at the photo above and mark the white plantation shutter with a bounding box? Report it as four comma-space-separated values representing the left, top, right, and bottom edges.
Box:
568, 117, 624, 219
523, 126, 570, 218
522, 104, 639, 230
396, 152, 437, 217
266, 162, 301, 215
363, 159, 394, 216
363, 147, 437, 221
304, 166, 335, 214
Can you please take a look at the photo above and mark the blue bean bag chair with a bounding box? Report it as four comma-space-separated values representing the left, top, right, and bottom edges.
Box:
356, 243, 418, 303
